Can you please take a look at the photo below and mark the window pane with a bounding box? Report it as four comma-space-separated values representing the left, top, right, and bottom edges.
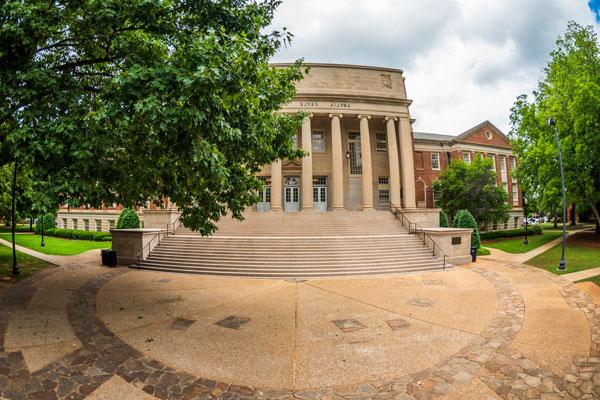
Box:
348, 133, 362, 175
376, 133, 387, 153
431, 153, 440, 169
312, 132, 325, 153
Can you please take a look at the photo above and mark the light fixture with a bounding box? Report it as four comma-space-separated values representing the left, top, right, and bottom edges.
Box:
345, 150, 351, 160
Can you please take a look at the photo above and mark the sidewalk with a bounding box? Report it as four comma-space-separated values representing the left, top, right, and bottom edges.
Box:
0, 237, 103, 268
483, 230, 579, 264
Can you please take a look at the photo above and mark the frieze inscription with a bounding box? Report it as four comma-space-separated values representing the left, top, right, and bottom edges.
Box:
299, 101, 319, 107
330, 102, 351, 108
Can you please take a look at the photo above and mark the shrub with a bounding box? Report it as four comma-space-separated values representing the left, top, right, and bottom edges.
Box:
43, 228, 112, 242
116, 208, 140, 229
35, 213, 56, 234
480, 225, 542, 240
452, 209, 480, 249
439, 210, 449, 228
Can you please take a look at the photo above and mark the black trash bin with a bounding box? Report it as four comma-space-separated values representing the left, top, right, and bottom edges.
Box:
470, 247, 477, 262
101, 249, 117, 267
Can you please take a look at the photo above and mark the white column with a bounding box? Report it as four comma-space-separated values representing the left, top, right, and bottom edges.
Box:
358, 115, 373, 210
301, 115, 313, 210
385, 117, 401, 207
271, 159, 282, 211
398, 117, 416, 208
330, 114, 344, 210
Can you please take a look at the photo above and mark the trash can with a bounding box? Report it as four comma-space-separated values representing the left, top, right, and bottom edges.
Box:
470, 247, 477, 262
101, 249, 117, 267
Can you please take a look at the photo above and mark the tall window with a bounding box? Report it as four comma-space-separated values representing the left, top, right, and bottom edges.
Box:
512, 185, 519, 206
509, 156, 517, 182
375, 132, 387, 153
348, 132, 362, 175
378, 177, 390, 203
83, 219, 89, 231
432, 181, 441, 206
95, 220, 102, 232
312, 131, 325, 153
488, 154, 496, 171
500, 156, 506, 172
72, 219, 78, 229
108, 220, 115, 230
462, 152, 471, 164
291, 133, 298, 149
431, 153, 440, 170
62, 218, 67, 228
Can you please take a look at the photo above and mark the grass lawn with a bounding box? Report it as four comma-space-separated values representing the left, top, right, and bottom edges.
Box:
527, 231, 600, 275
482, 231, 563, 254
0, 244, 53, 282
0, 233, 110, 256
477, 247, 491, 256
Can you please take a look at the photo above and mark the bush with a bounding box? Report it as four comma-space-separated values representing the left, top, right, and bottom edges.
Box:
44, 228, 112, 242
116, 208, 140, 229
35, 213, 56, 234
480, 225, 542, 240
439, 210, 449, 228
452, 209, 480, 249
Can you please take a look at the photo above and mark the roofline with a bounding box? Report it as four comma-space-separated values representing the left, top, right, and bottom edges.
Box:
455, 120, 509, 142
270, 62, 404, 74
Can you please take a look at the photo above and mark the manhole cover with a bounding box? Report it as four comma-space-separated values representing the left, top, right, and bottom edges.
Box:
216, 316, 251, 330
331, 319, 366, 333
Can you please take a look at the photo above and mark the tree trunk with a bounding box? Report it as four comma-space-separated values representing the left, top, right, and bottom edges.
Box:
553, 208, 558, 229
11, 161, 19, 276
590, 200, 600, 235
570, 203, 576, 226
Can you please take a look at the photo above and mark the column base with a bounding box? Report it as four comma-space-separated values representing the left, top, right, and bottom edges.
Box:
362, 207, 376, 212
332, 207, 346, 211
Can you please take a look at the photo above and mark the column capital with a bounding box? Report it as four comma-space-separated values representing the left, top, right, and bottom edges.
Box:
328, 113, 343, 119
384, 116, 398, 122
303, 113, 314, 119
357, 114, 371, 120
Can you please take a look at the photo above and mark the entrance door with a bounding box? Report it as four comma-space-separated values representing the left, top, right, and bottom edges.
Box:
313, 187, 327, 211
284, 176, 300, 212
313, 176, 328, 212
256, 186, 271, 212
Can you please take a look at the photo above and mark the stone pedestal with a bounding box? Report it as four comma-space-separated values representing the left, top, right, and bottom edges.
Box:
399, 208, 441, 228
419, 227, 473, 265
110, 228, 165, 266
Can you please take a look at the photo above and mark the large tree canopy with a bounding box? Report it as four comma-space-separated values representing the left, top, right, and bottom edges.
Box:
510, 22, 600, 232
1, 0, 304, 235
432, 156, 510, 224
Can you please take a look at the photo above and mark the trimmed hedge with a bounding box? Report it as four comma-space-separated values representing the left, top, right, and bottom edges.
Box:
45, 228, 112, 242
116, 208, 140, 229
439, 210, 449, 228
452, 209, 480, 249
35, 213, 56, 234
480, 225, 542, 240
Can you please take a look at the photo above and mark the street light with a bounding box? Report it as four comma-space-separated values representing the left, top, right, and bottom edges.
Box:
41, 214, 45, 248
523, 191, 529, 245
548, 118, 566, 271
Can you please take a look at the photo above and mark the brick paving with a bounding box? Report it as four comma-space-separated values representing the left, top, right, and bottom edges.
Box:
0, 263, 599, 399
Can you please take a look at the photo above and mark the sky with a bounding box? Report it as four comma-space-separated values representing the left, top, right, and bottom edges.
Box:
270, 0, 599, 135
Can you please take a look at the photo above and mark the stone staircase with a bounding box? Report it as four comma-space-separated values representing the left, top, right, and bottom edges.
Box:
133, 211, 448, 278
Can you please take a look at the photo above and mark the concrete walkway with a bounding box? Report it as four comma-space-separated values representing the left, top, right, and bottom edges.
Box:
0, 237, 103, 268
483, 229, 582, 264
563, 267, 600, 283
0, 256, 599, 399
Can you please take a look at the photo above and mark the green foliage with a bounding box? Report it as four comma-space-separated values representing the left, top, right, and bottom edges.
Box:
45, 228, 111, 242
35, 213, 55, 234
433, 157, 510, 224
0, 163, 34, 225
1, 0, 305, 235
452, 209, 481, 249
480, 225, 542, 240
509, 22, 600, 226
477, 247, 491, 256
116, 208, 140, 229
439, 210, 449, 227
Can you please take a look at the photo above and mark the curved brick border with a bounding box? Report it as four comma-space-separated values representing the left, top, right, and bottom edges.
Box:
1, 264, 599, 399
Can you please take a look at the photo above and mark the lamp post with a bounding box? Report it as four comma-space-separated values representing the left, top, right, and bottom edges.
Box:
523, 191, 528, 245
345, 150, 351, 160
40, 213, 46, 248
548, 118, 566, 271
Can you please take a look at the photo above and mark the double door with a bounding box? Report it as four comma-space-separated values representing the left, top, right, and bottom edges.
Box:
284, 176, 300, 212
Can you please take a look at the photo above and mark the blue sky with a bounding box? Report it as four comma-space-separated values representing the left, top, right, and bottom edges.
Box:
270, 1, 599, 134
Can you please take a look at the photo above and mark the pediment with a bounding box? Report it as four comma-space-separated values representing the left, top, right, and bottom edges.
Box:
455, 121, 511, 148
282, 159, 302, 167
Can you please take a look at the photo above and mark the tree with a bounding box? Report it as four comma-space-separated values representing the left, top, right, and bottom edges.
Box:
510, 22, 600, 234
116, 208, 140, 229
452, 209, 480, 250
1, 1, 304, 272
439, 210, 449, 228
433, 157, 510, 224
0, 163, 33, 226
35, 213, 56, 234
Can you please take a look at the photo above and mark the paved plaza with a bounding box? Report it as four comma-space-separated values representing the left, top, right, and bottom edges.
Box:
0, 252, 599, 399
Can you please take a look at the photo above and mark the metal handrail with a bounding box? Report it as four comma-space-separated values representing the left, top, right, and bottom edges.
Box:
389, 203, 448, 270
166, 213, 183, 236
136, 231, 162, 265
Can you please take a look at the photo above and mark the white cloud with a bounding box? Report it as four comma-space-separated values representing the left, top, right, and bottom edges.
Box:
270, 0, 599, 134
